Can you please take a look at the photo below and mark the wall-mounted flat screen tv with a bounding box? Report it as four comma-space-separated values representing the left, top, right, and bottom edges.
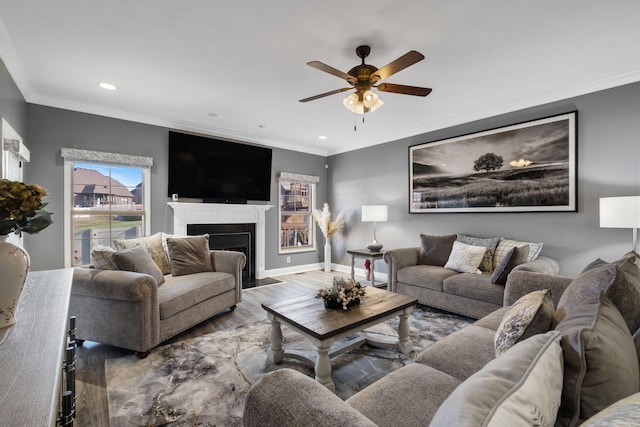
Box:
168, 131, 272, 203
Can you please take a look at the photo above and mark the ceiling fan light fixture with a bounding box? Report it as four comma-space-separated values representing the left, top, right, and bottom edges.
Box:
343, 92, 365, 114
362, 90, 383, 111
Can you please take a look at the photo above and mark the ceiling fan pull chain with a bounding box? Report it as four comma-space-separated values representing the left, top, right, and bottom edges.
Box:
353, 113, 357, 132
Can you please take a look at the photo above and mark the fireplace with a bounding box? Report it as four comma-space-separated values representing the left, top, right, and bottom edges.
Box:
167, 202, 273, 287
187, 223, 255, 288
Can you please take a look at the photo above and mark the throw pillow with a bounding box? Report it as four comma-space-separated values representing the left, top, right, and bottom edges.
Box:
429, 331, 564, 427
580, 392, 640, 426
112, 244, 165, 285
555, 257, 640, 334
166, 234, 213, 276
554, 293, 640, 426
492, 238, 543, 270
90, 245, 118, 270
456, 233, 500, 272
418, 234, 457, 266
444, 241, 486, 274
490, 245, 529, 285
494, 289, 554, 356
113, 232, 172, 275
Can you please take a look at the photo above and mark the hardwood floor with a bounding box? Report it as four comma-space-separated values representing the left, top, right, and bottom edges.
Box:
74, 270, 354, 426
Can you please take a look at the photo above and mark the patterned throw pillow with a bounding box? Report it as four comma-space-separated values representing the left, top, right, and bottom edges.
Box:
492, 238, 543, 270
112, 244, 165, 285
90, 245, 118, 270
113, 232, 172, 275
494, 289, 554, 356
456, 234, 500, 272
166, 234, 213, 276
581, 392, 640, 426
444, 241, 487, 274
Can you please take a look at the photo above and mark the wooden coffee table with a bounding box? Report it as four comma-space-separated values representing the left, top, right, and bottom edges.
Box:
261, 286, 417, 391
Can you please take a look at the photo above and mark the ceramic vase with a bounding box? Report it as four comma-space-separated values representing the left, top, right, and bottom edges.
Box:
0, 235, 30, 328
324, 239, 331, 272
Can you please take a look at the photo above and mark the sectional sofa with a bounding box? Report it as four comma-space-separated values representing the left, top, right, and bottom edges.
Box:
244, 254, 640, 426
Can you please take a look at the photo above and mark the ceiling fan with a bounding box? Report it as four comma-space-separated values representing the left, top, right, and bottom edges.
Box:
299, 45, 432, 114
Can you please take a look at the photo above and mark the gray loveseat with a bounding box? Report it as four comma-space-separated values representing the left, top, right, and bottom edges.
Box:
71, 233, 246, 356
244, 254, 640, 426
384, 233, 560, 319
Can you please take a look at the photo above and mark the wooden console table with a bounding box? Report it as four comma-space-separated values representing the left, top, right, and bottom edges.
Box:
0, 268, 74, 426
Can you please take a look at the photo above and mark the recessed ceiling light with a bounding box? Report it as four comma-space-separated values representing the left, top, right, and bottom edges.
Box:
318, 135, 328, 140
98, 82, 117, 90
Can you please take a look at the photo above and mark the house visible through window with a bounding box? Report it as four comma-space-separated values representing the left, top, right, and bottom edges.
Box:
279, 172, 318, 254
62, 148, 152, 267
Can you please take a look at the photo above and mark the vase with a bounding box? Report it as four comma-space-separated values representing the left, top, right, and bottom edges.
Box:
0, 235, 30, 328
324, 239, 331, 272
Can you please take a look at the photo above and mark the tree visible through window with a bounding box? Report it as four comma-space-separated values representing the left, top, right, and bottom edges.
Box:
279, 176, 316, 253
70, 162, 147, 265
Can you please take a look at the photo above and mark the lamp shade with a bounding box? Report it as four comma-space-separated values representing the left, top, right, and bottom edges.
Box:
362, 205, 388, 222
600, 196, 640, 228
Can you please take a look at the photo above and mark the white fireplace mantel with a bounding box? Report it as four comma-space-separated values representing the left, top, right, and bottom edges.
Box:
167, 202, 273, 279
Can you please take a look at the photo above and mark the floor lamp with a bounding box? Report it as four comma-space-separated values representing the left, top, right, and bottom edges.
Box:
362, 205, 388, 252
600, 196, 640, 254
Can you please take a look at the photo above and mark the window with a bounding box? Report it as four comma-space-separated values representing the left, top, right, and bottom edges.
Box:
278, 172, 318, 254
62, 148, 152, 267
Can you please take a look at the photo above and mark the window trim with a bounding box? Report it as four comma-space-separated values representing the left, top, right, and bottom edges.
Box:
62, 148, 152, 267
278, 172, 318, 255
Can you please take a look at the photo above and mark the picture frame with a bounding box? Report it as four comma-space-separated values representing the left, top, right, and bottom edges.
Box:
409, 111, 577, 213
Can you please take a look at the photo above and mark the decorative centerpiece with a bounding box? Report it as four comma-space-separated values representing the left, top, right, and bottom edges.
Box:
0, 179, 53, 328
312, 203, 346, 273
316, 277, 366, 310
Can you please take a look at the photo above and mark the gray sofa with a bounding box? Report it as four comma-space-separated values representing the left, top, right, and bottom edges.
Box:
244, 254, 640, 426
384, 234, 560, 319
71, 233, 246, 356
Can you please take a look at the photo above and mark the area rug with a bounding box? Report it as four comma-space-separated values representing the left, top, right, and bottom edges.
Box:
105, 306, 473, 426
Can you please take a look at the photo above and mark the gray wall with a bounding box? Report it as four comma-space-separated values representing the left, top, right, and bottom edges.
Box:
23, 104, 327, 270
0, 60, 27, 157
328, 82, 640, 277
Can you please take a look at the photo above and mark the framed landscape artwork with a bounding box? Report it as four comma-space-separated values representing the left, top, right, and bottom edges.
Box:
409, 111, 577, 213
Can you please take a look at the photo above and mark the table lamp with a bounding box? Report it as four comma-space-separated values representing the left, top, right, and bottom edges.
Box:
600, 196, 640, 254
362, 205, 388, 252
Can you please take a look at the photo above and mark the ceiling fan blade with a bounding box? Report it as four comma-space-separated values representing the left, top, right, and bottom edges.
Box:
299, 87, 352, 103
371, 51, 425, 82
307, 61, 357, 84
376, 83, 432, 97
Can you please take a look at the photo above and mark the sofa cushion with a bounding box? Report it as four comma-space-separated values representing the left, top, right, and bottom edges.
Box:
112, 244, 165, 285
166, 234, 213, 276
444, 241, 486, 273
490, 245, 529, 285
429, 331, 563, 427
419, 234, 457, 266
397, 265, 458, 292
555, 257, 640, 334
91, 245, 118, 270
554, 293, 640, 426
473, 306, 510, 331
113, 232, 172, 275
443, 274, 504, 306
493, 238, 543, 270
494, 289, 554, 356
456, 233, 500, 272
347, 363, 461, 427
416, 325, 496, 381
158, 271, 235, 319
581, 392, 640, 426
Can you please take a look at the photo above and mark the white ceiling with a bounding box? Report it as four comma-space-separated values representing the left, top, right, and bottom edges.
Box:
0, 1, 639, 156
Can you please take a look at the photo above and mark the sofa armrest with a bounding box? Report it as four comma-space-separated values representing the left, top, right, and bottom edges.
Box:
71, 267, 160, 353
512, 255, 560, 275
384, 247, 421, 292
504, 270, 573, 308
210, 250, 246, 302
244, 369, 377, 427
